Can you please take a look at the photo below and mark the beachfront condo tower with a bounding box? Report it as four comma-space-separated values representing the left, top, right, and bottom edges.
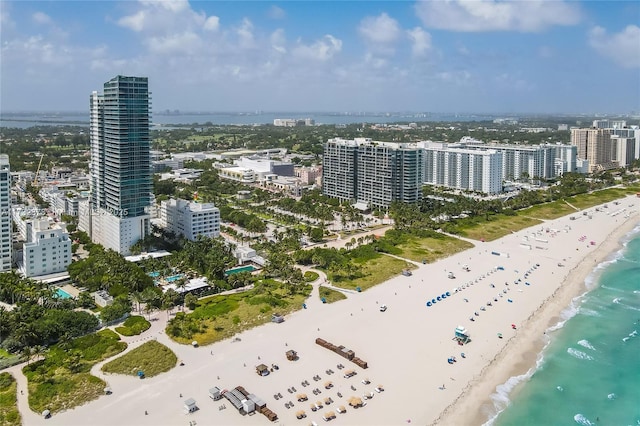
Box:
85, 75, 151, 255
0, 155, 11, 272
322, 138, 424, 209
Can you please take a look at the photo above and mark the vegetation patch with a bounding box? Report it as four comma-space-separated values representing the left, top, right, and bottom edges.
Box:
114, 315, 151, 336
327, 255, 411, 291
166, 280, 312, 346
381, 231, 474, 263
566, 188, 633, 210
102, 341, 177, 378
319, 286, 347, 304
303, 271, 319, 282
520, 200, 578, 220
452, 214, 542, 242
22, 329, 127, 415
0, 373, 21, 426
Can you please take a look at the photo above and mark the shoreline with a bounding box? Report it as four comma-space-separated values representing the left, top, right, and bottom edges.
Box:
434, 205, 640, 426
13, 195, 640, 426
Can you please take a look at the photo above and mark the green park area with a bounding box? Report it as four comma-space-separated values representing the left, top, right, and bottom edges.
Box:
166, 280, 312, 346
319, 286, 347, 304
114, 316, 151, 337
23, 330, 127, 414
0, 373, 21, 426
102, 341, 177, 378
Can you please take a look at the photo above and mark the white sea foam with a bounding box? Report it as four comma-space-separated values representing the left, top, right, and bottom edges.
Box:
616, 301, 640, 312
557, 385, 564, 392
482, 344, 550, 426
567, 348, 594, 361
613, 297, 621, 303
577, 340, 596, 351
578, 308, 602, 318
574, 413, 595, 425
607, 393, 616, 400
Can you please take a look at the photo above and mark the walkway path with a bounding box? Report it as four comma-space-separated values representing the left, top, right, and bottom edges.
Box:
563, 200, 581, 211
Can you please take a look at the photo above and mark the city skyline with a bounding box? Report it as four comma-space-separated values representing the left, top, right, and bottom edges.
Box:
1, 1, 639, 114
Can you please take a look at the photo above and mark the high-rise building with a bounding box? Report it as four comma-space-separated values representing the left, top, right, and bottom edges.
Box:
85, 76, 151, 255
420, 142, 503, 194
0, 155, 11, 272
570, 128, 616, 172
322, 138, 424, 209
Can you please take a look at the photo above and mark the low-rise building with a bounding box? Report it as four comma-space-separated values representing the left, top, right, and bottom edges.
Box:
19, 219, 72, 277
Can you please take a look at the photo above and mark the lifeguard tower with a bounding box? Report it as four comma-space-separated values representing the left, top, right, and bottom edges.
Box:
454, 326, 470, 345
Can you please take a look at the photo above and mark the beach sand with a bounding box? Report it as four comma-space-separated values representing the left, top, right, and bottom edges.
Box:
19, 195, 640, 426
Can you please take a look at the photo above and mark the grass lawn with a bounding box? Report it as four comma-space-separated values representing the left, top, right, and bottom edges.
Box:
454, 214, 543, 242
23, 329, 127, 415
167, 281, 312, 346
566, 187, 634, 210
115, 315, 151, 337
304, 271, 319, 282
0, 373, 21, 426
102, 341, 177, 378
519, 200, 578, 220
319, 286, 347, 304
327, 255, 412, 291
393, 234, 474, 263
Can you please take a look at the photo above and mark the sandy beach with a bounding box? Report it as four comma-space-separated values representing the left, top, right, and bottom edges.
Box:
12, 195, 640, 426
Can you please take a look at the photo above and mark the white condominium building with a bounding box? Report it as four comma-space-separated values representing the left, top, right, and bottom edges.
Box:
159, 199, 220, 241
420, 142, 503, 194
0, 155, 11, 272
20, 219, 72, 277
457, 142, 558, 181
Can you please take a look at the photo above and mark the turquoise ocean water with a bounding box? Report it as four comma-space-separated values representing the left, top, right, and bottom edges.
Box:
489, 225, 640, 426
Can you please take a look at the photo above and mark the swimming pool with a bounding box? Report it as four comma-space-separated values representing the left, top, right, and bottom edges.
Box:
55, 288, 73, 299
225, 265, 258, 276
148, 271, 160, 278
165, 274, 185, 283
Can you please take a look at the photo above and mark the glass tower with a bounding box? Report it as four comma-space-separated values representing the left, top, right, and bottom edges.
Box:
90, 76, 151, 218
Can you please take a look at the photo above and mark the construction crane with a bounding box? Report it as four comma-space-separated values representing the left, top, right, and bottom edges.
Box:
33, 153, 45, 189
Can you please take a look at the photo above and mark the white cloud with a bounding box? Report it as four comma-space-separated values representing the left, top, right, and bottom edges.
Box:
292, 35, 342, 62
236, 18, 255, 49
589, 25, 640, 68
407, 27, 432, 57
32, 12, 52, 25
270, 29, 287, 54
203, 16, 220, 32
415, 0, 581, 32
146, 31, 202, 55
268, 5, 286, 20
358, 12, 400, 44
118, 10, 147, 32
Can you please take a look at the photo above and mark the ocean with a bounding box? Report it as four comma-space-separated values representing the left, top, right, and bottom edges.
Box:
488, 224, 640, 426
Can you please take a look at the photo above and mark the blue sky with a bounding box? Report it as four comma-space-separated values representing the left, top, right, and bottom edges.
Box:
1, 1, 639, 114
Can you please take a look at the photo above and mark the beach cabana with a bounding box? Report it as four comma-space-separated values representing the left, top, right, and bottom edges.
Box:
296, 410, 306, 419
183, 398, 198, 414
324, 381, 333, 389
337, 405, 346, 413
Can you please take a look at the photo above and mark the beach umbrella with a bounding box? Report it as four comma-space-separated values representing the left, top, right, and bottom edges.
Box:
42, 410, 51, 418
446, 291, 451, 296
432, 298, 436, 304
442, 294, 446, 299
437, 296, 441, 301
426, 301, 432, 307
